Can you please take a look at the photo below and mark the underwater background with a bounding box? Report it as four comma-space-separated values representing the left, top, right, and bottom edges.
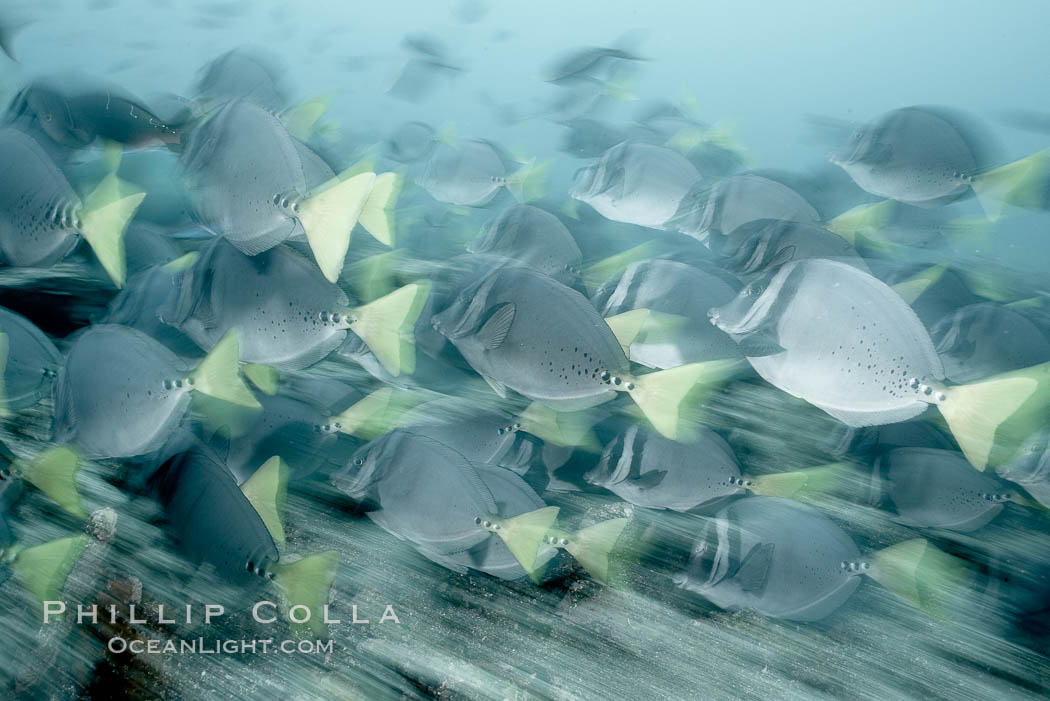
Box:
0, 0, 1049, 699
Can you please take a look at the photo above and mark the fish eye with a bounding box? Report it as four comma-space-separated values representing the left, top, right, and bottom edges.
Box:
474, 516, 482, 525
353, 457, 364, 466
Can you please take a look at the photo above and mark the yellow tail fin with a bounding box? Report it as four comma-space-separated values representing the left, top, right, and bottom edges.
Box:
348, 282, 431, 376
357, 172, 402, 246
565, 518, 630, 584
629, 360, 738, 440
272, 551, 340, 638
826, 200, 896, 246
891, 265, 947, 305
974, 148, 1050, 220
581, 241, 660, 296
517, 403, 601, 450
604, 309, 651, 355
243, 364, 279, 395
939, 362, 1050, 471
281, 94, 333, 142
190, 331, 261, 408
12, 534, 91, 610
80, 173, 146, 288
241, 456, 289, 550
298, 170, 376, 283
505, 160, 551, 202
492, 506, 560, 577
749, 463, 848, 499
18, 446, 85, 518
331, 388, 419, 440
345, 251, 403, 304
868, 539, 970, 619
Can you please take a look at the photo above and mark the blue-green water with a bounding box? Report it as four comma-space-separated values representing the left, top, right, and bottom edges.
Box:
0, 1, 1049, 699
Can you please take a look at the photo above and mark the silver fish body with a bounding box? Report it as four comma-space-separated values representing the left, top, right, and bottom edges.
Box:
676, 496, 862, 621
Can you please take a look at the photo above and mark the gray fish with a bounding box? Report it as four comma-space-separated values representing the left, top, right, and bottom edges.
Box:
671, 174, 821, 248
592, 259, 741, 369
171, 238, 428, 374
585, 425, 741, 511
930, 302, 1050, 383
0, 306, 61, 412
178, 99, 321, 254
52, 324, 259, 459
710, 259, 943, 427
399, 399, 538, 478
418, 139, 533, 207
469, 204, 582, 284
543, 46, 643, 85
5, 78, 179, 150
872, 448, 1015, 531
179, 99, 396, 282
155, 447, 278, 585
571, 141, 701, 229
170, 239, 348, 369
711, 258, 1048, 472
0, 127, 143, 286
103, 254, 201, 356
428, 263, 627, 408
385, 121, 440, 163
420, 465, 549, 580
675, 496, 862, 621
717, 218, 870, 280
195, 48, 288, 112
332, 430, 547, 579
832, 107, 980, 206
432, 265, 732, 439
155, 445, 339, 631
